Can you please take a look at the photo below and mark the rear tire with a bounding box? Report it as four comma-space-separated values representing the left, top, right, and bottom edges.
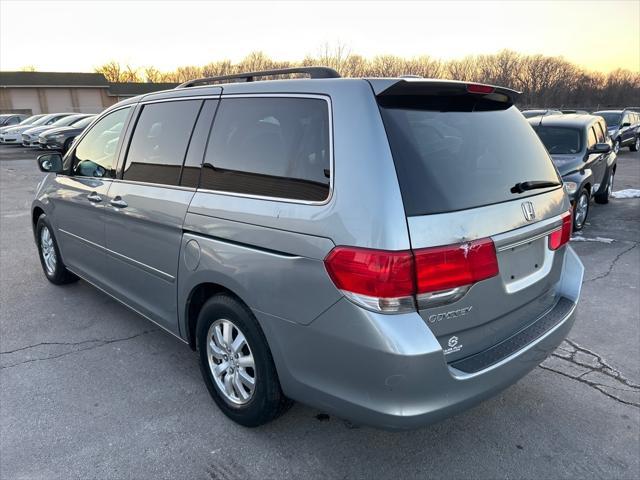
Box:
196, 294, 292, 427
595, 170, 614, 204
630, 136, 639, 152
613, 139, 620, 154
35, 214, 77, 285
62, 138, 73, 154
573, 188, 590, 231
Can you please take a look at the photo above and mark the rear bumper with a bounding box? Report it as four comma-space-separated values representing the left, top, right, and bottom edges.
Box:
258, 247, 583, 430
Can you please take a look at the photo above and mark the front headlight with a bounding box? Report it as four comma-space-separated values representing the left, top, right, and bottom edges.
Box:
564, 181, 578, 195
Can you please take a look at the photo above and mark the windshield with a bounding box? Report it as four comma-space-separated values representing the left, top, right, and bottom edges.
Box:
50, 115, 79, 127
18, 114, 45, 126
596, 112, 622, 128
533, 126, 583, 154
30, 115, 58, 127
380, 105, 560, 215
72, 116, 95, 128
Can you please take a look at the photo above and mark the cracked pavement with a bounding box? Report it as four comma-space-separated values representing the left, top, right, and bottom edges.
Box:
1, 146, 639, 479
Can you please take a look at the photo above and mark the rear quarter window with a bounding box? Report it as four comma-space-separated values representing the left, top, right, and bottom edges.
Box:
200, 97, 331, 202
380, 105, 560, 216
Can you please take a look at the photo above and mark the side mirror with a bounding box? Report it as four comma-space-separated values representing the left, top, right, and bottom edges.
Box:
588, 143, 611, 154
621, 122, 631, 128
37, 153, 64, 173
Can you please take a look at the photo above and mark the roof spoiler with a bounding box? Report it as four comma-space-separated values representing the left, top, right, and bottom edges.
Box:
371, 79, 521, 106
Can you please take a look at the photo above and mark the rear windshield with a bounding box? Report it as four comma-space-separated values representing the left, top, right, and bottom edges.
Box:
596, 112, 621, 128
533, 126, 583, 154
380, 105, 560, 216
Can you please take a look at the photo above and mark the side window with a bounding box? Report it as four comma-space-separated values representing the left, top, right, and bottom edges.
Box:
122, 100, 202, 186
71, 107, 130, 178
7, 116, 20, 125
595, 122, 606, 143
201, 97, 331, 202
587, 127, 597, 149
622, 113, 631, 125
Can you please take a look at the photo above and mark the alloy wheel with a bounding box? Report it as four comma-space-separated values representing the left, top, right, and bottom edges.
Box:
613, 140, 620, 154
574, 193, 589, 229
607, 172, 614, 198
40, 226, 57, 275
206, 319, 256, 405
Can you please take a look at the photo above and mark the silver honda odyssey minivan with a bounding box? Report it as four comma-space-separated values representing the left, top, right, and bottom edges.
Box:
32, 67, 583, 429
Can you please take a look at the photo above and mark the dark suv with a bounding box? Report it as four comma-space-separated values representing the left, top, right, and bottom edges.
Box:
529, 114, 616, 231
594, 109, 640, 153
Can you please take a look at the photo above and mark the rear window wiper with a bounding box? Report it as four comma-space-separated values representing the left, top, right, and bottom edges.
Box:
511, 180, 561, 194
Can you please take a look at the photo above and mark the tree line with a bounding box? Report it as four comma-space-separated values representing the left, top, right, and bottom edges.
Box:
95, 49, 639, 108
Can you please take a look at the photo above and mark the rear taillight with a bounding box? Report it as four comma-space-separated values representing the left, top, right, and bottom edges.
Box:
414, 239, 499, 294
324, 238, 499, 313
549, 211, 573, 250
324, 247, 415, 313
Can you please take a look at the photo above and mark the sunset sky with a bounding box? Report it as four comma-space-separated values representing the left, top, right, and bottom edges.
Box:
1, 0, 638, 73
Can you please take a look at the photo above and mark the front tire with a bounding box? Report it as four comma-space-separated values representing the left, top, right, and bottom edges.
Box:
196, 294, 291, 427
613, 138, 621, 154
630, 136, 639, 152
573, 188, 590, 231
595, 170, 614, 204
35, 214, 77, 284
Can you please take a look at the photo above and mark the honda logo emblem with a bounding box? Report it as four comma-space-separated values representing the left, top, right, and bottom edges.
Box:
521, 201, 536, 222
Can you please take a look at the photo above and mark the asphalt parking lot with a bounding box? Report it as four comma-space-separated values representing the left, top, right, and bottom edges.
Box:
1, 144, 638, 480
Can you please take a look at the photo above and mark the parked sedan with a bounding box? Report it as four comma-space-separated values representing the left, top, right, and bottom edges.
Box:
0, 113, 28, 128
21, 114, 92, 147
38, 115, 96, 152
594, 109, 640, 153
0, 114, 46, 137
530, 114, 616, 231
0, 113, 73, 145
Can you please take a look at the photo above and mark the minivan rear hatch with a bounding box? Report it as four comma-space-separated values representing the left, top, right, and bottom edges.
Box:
375, 79, 570, 364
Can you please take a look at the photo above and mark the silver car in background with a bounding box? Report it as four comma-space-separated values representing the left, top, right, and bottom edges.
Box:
22, 113, 90, 147
32, 67, 584, 429
1, 113, 71, 144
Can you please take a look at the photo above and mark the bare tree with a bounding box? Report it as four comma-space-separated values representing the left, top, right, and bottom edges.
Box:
95, 49, 639, 107
143, 66, 162, 83
95, 61, 123, 82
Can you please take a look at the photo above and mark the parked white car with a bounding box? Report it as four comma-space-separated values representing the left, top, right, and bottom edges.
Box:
0, 114, 46, 136
0, 113, 73, 145
21, 114, 94, 147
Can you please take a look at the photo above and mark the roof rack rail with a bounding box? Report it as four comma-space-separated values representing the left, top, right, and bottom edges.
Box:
175, 66, 340, 89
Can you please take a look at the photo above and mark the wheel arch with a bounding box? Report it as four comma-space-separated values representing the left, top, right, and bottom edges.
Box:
184, 282, 249, 351
31, 205, 46, 239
